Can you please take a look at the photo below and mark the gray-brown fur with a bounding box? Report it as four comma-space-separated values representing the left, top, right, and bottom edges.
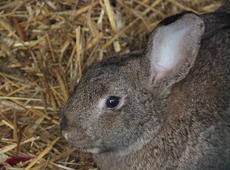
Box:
60, 4, 230, 170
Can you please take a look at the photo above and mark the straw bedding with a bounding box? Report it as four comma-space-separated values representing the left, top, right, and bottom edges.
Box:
0, 0, 222, 169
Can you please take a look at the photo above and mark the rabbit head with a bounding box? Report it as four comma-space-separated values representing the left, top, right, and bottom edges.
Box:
60, 13, 205, 155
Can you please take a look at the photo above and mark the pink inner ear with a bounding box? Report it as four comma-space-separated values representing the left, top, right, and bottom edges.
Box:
148, 13, 204, 82
152, 27, 189, 73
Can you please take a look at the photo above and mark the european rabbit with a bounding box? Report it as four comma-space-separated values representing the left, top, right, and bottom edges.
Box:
60, 4, 230, 170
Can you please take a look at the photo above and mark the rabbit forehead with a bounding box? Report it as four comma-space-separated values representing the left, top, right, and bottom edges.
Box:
80, 64, 123, 87
77, 62, 136, 96
83, 52, 143, 83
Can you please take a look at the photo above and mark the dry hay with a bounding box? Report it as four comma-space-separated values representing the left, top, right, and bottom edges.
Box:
0, 0, 223, 169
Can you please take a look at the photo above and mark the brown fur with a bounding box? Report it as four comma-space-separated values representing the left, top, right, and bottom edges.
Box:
61, 4, 230, 170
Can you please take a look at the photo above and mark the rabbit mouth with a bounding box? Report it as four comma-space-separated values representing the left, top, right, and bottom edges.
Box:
62, 132, 102, 153
62, 131, 116, 154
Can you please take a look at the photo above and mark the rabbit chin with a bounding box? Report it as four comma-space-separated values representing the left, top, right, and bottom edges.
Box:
74, 145, 118, 154
80, 146, 129, 155
80, 135, 154, 156
83, 148, 101, 154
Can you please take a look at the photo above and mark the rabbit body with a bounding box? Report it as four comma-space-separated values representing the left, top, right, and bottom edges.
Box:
93, 21, 230, 170
61, 5, 230, 170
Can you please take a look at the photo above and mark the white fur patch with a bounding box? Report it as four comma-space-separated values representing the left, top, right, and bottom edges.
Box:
85, 148, 101, 154
63, 132, 69, 140
98, 98, 106, 110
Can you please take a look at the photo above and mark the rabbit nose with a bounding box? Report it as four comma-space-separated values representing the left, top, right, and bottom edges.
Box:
60, 115, 68, 130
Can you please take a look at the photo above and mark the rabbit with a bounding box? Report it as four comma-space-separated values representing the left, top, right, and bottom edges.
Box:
60, 3, 230, 170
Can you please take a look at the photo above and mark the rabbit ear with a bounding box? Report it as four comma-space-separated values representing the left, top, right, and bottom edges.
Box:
146, 13, 204, 85
201, 12, 230, 40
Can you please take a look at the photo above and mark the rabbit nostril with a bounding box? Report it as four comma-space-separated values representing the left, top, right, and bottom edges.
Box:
60, 115, 68, 130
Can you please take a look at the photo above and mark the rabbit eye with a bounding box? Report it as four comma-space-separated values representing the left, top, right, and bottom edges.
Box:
106, 96, 121, 108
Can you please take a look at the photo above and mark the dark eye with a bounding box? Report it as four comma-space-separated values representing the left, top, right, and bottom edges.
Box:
106, 96, 121, 108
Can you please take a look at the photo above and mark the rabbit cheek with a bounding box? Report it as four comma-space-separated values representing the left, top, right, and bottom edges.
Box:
98, 111, 120, 128
64, 128, 103, 153
96, 113, 122, 135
